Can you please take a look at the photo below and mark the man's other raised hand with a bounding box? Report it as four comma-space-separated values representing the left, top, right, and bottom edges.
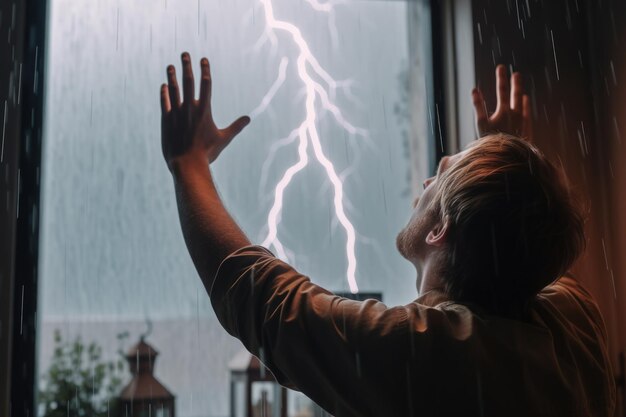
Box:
472, 64, 533, 141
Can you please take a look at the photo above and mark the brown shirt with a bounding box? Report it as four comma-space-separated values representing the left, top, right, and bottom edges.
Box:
210, 245, 616, 417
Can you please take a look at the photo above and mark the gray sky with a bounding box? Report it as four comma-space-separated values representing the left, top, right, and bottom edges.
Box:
39, 0, 418, 321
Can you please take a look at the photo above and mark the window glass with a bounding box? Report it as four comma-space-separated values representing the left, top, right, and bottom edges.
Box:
251, 381, 279, 417
287, 390, 315, 417
234, 380, 246, 417
156, 408, 170, 417
37, 1, 428, 416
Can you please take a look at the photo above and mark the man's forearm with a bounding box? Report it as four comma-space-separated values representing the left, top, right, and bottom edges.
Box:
172, 157, 251, 290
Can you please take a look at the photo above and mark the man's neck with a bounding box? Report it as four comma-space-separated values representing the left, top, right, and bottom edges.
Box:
418, 255, 445, 295
415, 256, 449, 307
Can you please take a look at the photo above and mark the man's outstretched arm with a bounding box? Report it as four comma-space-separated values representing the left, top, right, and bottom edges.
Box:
161, 52, 251, 289
160, 52, 495, 417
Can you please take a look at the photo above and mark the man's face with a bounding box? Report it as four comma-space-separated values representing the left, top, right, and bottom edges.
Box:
396, 150, 468, 265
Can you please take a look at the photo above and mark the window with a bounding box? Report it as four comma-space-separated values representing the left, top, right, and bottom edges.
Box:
37, 1, 435, 416
251, 382, 279, 417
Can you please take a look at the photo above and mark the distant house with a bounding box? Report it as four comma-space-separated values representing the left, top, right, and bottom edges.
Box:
118, 337, 176, 417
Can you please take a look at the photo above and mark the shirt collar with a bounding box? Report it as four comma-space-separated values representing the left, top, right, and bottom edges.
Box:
414, 289, 450, 307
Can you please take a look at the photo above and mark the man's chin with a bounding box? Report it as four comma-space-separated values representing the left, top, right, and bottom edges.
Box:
396, 229, 412, 260
397, 227, 427, 264
396, 231, 405, 257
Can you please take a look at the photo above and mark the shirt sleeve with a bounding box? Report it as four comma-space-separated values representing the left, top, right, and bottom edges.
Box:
538, 276, 610, 343
534, 276, 616, 415
209, 245, 458, 416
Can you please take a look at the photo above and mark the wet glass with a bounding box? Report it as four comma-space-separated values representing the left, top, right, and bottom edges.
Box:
287, 390, 316, 417
251, 381, 279, 417
36, 1, 426, 416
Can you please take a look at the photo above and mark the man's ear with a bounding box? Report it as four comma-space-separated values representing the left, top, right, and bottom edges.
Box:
425, 216, 449, 247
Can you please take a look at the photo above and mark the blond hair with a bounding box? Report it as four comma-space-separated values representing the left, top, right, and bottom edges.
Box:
431, 134, 585, 315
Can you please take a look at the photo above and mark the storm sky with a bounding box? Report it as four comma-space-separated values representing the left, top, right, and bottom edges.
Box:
39, 0, 418, 321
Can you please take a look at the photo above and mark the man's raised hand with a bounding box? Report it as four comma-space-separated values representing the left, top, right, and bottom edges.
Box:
160, 52, 250, 172
472, 64, 532, 141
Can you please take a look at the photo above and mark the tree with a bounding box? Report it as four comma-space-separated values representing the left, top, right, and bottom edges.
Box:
38, 329, 128, 417
393, 62, 413, 198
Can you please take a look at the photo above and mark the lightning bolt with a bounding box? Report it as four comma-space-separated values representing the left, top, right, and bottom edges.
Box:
250, 0, 366, 293
250, 57, 289, 119
302, 0, 343, 51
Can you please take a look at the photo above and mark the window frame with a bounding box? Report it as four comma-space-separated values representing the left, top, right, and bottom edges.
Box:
3, 1, 49, 416
2, 0, 463, 414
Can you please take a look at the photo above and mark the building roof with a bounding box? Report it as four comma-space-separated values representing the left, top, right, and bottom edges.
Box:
126, 338, 158, 358
120, 337, 174, 400
119, 374, 174, 400
228, 349, 253, 371
228, 350, 263, 372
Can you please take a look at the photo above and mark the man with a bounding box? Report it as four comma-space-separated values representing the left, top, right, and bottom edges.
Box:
160, 54, 615, 416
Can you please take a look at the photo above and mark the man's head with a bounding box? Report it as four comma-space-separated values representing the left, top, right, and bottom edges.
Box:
397, 134, 585, 315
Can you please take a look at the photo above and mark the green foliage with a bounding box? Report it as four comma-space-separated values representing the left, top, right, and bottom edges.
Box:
393, 63, 413, 197
38, 329, 129, 417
